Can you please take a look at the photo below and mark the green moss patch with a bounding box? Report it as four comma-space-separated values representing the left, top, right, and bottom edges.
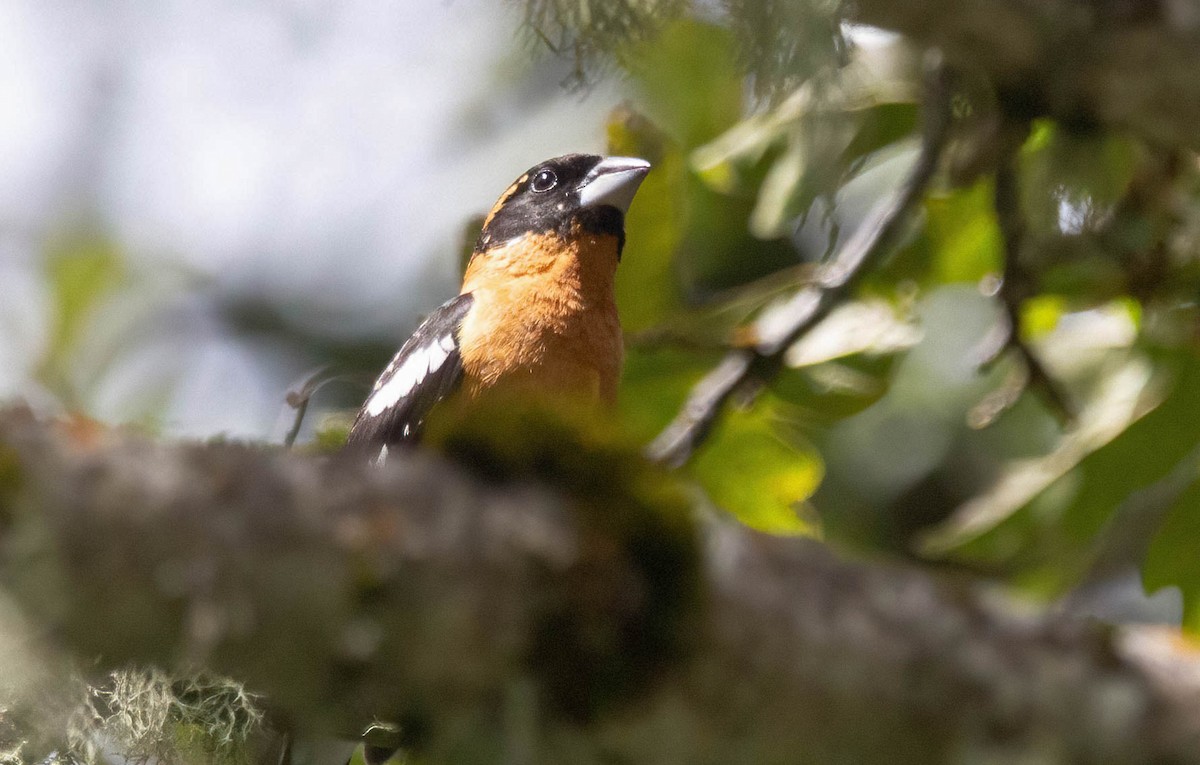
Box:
424, 393, 702, 721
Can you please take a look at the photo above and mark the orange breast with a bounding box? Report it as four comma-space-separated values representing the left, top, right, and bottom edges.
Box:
458, 229, 623, 404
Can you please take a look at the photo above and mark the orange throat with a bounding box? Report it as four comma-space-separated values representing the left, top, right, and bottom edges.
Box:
458, 228, 624, 404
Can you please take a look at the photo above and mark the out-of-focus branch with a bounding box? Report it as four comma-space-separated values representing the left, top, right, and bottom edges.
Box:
646, 58, 955, 467
3, 408, 1200, 762
851, 0, 1200, 149
282, 366, 341, 448
972, 126, 1076, 426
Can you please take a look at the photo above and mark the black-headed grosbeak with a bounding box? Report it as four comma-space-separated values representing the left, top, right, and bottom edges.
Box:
346, 154, 651, 459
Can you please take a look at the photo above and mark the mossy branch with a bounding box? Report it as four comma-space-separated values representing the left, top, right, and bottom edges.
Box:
2, 407, 1200, 763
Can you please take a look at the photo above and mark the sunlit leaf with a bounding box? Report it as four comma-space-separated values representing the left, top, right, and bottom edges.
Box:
697, 30, 919, 240
923, 181, 1003, 285
750, 137, 810, 238
781, 297, 921, 366
691, 96, 800, 193
689, 394, 823, 535
1020, 295, 1069, 340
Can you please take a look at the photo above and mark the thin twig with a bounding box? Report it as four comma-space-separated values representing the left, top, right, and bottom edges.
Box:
282, 367, 342, 449
646, 54, 956, 467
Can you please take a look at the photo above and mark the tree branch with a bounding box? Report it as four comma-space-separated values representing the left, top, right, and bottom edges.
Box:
971, 124, 1077, 427
2, 407, 1200, 763
646, 57, 954, 467
851, 0, 1200, 149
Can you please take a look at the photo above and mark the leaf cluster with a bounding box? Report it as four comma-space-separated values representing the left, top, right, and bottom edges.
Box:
517, 1, 1200, 631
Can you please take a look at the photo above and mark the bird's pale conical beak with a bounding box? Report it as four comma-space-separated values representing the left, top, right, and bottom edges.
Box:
577, 156, 651, 214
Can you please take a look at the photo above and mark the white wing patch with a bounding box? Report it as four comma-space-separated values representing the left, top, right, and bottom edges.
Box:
364, 339, 452, 417
372, 443, 390, 467
346, 292, 472, 451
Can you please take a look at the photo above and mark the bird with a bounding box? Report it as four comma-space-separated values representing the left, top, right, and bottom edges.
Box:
345, 153, 651, 461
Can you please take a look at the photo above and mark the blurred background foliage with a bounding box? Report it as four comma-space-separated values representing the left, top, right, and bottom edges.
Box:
3, 0, 1200, 654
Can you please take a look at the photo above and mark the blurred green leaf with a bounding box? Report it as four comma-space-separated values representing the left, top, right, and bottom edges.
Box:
928, 351, 1200, 598
843, 102, 919, 164
1144, 473, 1200, 632
617, 20, 924, 298
621, 345, 823, 534
38, 232, 126, 401
689, 394, 823, 535
623, 20, 743, 150
609, 107, 687, 332
621, 19, 802, 297
619, 345, 723, 442
1139, 355, 1200, 631
764, 297, 918, 422
1019, 121, 1138, 237
310, 413, 354, 454
771, 358, 896, 425
750, 135, 810, 238
679, 174, 802, 295
749, 106, 920, 241
694, 32, 919, 241
1035, 251, 1128, 302
923, 181, 1003, 285
1020, 295, 1069, 340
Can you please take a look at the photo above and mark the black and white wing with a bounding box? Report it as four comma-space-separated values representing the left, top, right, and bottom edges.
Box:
346, 293, 474, 454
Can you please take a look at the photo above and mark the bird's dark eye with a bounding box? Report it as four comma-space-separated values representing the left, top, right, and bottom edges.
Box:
530, 168, 557, 193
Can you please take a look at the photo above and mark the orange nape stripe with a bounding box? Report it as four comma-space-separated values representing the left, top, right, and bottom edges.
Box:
481, 173, 528, 232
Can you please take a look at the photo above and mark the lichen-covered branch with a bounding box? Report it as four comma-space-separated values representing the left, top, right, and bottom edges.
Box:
1, 407, 1200, 763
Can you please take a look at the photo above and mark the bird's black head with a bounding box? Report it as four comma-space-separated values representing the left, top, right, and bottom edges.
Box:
476, 154, 651, 254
